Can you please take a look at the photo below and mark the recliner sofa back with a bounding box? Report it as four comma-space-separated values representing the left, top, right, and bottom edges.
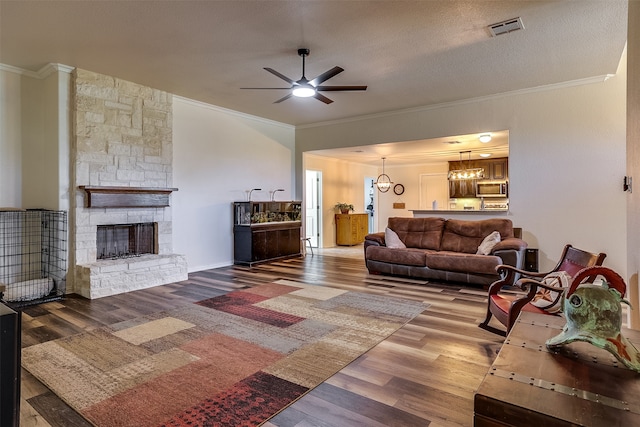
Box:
386, 217, 516, 253
440, 218, 515, 254
387, 217, 445, 250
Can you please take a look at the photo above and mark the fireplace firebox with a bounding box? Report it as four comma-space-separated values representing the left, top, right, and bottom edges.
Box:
96, 223, 156, 260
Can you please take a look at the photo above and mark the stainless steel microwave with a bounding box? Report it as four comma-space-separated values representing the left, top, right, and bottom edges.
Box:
476, 181, 508, 197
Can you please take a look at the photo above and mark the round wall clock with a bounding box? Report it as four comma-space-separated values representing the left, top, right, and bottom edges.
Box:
393, 184, 405, 195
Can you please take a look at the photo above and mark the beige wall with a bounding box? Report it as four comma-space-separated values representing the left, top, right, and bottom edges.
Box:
374, 162, 449, 223
0, 69, 22, 207
303, 154, 377, 247
297, 62, 627, 275
22, 67, 71, 211
0, 65, 71, 210
172, 97, 296, 271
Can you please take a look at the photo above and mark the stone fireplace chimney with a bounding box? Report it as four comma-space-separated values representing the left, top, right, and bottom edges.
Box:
71, 69, 187, 299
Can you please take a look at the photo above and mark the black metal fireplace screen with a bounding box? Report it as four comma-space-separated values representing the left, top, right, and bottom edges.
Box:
97, 223, 155, 260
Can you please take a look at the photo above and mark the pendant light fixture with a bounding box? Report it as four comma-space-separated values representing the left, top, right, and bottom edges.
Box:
374, 157, 393, 192
447, 151, 485, 180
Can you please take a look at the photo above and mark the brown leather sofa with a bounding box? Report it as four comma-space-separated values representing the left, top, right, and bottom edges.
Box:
364, 217, 528, 286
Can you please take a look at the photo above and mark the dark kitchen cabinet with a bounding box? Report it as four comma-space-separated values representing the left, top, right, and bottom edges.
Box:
485, 158, 508, 180
448, 157, 508, 198
449, 179, 477, 198
233, 201, 302, 266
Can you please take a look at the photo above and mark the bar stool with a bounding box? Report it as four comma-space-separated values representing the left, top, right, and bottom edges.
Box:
301, 237, 313, 256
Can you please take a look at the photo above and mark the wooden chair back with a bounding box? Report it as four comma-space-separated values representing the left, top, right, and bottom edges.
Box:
479, 244, 606, 336
555, 245, 607, 277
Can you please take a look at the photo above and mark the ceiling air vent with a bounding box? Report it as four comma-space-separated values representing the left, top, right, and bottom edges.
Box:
489, 17, 524, 37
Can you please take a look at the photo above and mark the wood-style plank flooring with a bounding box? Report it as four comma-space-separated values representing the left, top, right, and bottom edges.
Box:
17, 247, 505, 427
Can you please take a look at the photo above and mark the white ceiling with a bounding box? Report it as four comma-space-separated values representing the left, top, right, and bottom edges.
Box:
0, 1, 627, 130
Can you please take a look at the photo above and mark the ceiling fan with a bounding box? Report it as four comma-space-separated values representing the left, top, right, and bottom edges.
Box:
241, 48, 367, 104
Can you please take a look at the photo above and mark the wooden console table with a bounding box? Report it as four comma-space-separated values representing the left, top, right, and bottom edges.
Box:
474, 311, 640, 426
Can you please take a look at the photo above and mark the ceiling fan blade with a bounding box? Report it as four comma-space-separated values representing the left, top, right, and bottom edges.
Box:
274, 93, 293, 103
240, 87, 290, 90
264, 68, 295, 84
309, 66, 344, 86
313, 92, 333, 104
317, 85, 368, 91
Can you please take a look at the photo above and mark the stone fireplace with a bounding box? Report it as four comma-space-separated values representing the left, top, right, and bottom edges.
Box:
72, 69, 187, 299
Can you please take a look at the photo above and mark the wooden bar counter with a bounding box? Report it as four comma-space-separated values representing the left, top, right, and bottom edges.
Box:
474, 311, 640, 426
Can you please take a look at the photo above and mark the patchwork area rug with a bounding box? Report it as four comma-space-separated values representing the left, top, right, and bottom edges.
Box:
22, 280, 427, 427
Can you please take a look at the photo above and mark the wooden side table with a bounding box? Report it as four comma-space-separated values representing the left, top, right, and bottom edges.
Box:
474, 311, 640, 426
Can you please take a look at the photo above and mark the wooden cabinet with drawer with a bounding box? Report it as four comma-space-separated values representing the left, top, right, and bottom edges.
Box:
335, 213, 368, 246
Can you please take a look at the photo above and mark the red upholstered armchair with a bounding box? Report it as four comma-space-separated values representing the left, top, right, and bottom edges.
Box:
479, 244, 606, 336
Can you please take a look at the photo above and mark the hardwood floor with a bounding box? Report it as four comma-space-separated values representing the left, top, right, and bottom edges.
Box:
17, 251, 505, 427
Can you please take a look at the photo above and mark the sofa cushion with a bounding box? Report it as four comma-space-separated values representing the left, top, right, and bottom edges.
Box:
366, 246, 428, 267
385, 228, 406, 248
425, 251, 502, 275
476, 231, 501, 255
440, 218, 514, 254
387, 217, 445, 250
530, 271, 571, 313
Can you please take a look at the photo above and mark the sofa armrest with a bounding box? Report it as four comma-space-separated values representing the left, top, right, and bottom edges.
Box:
492, 238, 527, 274
364, 232, 386, 246
492, 237, 527, 252
364, 232, 385, 259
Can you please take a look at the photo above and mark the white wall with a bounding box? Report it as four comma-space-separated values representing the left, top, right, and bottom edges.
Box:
297, 63, 627, 275
0, 68, 22, 207
172, 97, 296, 272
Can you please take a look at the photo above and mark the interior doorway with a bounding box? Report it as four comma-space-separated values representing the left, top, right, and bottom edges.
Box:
305, 170, 322, 247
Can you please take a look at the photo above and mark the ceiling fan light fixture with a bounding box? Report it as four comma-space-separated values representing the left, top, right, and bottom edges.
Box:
292, 84, 316, 98
241, 48, 366, 104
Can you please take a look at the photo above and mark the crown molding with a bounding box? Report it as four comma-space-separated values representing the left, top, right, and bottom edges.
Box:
0, 62, 74, 78
174, 96, 294, 130
297, 74, 616, 130
37, 63, 75, 78
0, 63, 39, 78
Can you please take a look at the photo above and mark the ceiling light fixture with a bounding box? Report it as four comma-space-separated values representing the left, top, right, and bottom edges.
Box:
374, 157, 393, 192
479, 153, 492, 158
479, 134, 492, 143
292, 83, 316, 98
448, 151, 485, 180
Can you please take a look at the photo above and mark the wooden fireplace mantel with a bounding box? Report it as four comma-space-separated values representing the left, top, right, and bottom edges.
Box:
79, 186, 178, 208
